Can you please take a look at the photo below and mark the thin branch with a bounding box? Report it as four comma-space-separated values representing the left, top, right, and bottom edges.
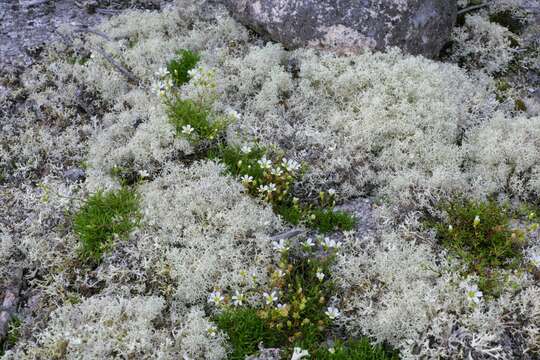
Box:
73, 27, 112, 42
458, 4, 488, 15
95, 46, 140, 84
270, 228, 305, 242
95, 8, 122, 15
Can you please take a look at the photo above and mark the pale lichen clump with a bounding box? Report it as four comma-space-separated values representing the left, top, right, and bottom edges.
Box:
1, 0, 540, 358
137, 161, 282, 315
451, 14, 518, 74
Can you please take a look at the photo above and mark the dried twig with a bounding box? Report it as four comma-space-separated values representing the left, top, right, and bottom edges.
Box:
95, 46, 140, 84
457, 4, 488, 15
73, 26, 112, 42
269, 228, 305, 242
95, 8, 122, 15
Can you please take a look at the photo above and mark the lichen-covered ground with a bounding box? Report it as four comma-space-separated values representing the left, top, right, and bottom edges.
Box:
1, 0, 540, 359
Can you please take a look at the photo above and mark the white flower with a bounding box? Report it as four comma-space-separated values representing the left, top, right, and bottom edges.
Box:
151, 81, 166, 96
448, 224, 453, 232
473, 215, 481, 227
240, 175, 254, 184
272, 239, 289, 253
226, 108, 241, 120
282, 158, 300, 172
302, 238, 315, 248
181, 125, 194, 135
240, 144, 252, 154
274, 269, 285, 278
155, 67, 169, 78
325, 306, 340, 320
206, 324, 218, 337
208, 291, 224, 306
258, 156, 272, 169
322, 237, 341, 250
529, 254, 540, 267
316, 270, 325, 282
188, 67, 201, 81
464, 284, 483, 305
328, 347, 335, 354
263, 291, 278, 305
258, 183, 277, 194
232, 290, 246, 306
277, 303, 287, 309
291, 347, 309, 360
138, 170, 150, 178
328, 188, 336, 196
271, 166, 284, 176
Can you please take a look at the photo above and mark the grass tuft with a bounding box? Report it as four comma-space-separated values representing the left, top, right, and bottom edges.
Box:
214, 308, 284, 360
167, 49, 200, 86
74, 188, 140, 263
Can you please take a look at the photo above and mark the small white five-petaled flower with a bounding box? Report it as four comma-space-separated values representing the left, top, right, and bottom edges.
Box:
322, 237, 341, 250
291, 347, 309, 360
259, 183, 277, 194
206, 325, 218, 337
232, 290, 246, 306
316, 270, 325, 282
138, 170, 150, 178
155, 67, 169, 78
181, 124, 195, 135
240, 175, 254, 184
529, 254, 540, 268
226, 108, 241, 120
302, 238, 315, 248
241, 144, 252, 154
208, 291, 224, 306
325, 306, 340, 320
271, 167, 284, 176
464, 284, 483, 305
473, 215, 481, 227
272, 239, 290, 253
263, 291, 278, 305
282, 158, 300, 172
258, 156, 273, 169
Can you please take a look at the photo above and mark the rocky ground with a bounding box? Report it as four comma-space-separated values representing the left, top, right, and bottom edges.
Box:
1, 1, 540, 359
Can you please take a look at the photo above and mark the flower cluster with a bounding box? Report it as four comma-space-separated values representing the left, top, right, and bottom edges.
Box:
209, 236, 343, 356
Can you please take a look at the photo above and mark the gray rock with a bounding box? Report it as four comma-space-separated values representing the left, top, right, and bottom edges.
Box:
64, 168, 86, 182
219, 0, 457, 58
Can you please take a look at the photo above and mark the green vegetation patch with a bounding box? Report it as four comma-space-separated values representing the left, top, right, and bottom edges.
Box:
212, 238, 396, 358
211, 144, 356, 233
166, 98, 228, 144
167, 49, 201, 86
0, 316, 22, 356
428, 198, 532, 296
74, 188, 140, 262
214, 308, 285, 360
313, 339, 399, 360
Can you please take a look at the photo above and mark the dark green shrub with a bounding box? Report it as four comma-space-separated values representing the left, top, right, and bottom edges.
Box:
74, 188, 140, 262
307, 208, 357, 234
167, 49, 200, 86
429, 198, 527, 296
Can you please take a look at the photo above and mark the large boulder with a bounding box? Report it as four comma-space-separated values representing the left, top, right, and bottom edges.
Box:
219, 0, 458, 58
